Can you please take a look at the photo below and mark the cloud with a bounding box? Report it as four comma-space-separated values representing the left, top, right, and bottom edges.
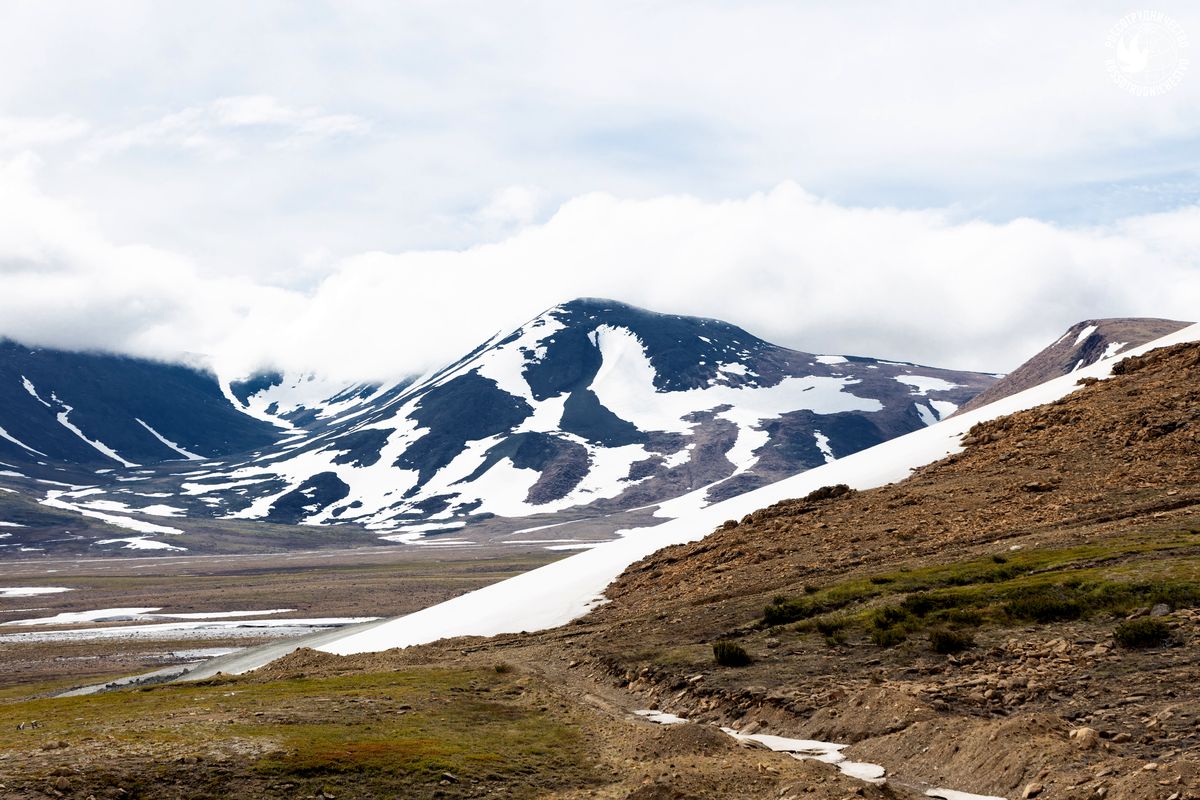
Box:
0, 155, 299, 365
1, 1, 1199, 284
2, 158, 1196, 383
1, 4, 1199, 383
82, 95, 368, 161
250, 186, 1197, 380
0, 115, 90, 151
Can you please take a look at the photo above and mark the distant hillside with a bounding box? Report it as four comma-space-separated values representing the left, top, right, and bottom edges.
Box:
957, 317, 1191, 414
0, 300, 998, 555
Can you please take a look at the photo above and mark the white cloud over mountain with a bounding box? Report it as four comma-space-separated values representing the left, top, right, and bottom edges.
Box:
2, 156, 1196, 381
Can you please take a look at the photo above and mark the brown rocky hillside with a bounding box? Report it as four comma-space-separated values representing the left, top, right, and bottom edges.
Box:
957, 318, 1191, 414
562, 340, 1200, 798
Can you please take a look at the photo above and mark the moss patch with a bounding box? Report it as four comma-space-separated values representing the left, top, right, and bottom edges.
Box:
0, 667, 599, 798
765, 529, 1200, 646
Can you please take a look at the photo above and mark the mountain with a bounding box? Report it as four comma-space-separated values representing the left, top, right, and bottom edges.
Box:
956, 317, 1191, 414
38, 299, 996, 543
0, 340, 281, 472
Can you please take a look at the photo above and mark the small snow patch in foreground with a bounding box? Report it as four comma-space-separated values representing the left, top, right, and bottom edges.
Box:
633, 709, 688, 725
926, 789, 1007, 800
720, 728, 885, 783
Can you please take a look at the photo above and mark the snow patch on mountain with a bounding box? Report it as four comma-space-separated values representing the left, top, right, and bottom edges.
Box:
895, 375, 960, 395
813, 431, 835, 463
1073, 324, 1099, 346
1100, 341, 1126, 360
589, 324, 881, 436
21, 377, 52, 407
0, 424, 48, 456
54, 398, 138, 467
476, 314, 566, 403
134, 419, 204, 461
42, 490, 184, 535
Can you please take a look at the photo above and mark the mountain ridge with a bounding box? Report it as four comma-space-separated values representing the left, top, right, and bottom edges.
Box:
41, 299, 996, 540
956, 316, 1191, 414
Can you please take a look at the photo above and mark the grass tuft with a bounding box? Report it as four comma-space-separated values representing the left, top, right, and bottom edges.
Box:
1113, 618, 1172, 648
712, 640, 752, 667
928, 627, 974, 654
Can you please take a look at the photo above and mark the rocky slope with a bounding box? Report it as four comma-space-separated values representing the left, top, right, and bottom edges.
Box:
957, 318, 1190, 414
556, 340, 1200, 798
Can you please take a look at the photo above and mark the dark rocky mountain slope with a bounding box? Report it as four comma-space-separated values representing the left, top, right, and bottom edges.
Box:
14, 299, 997, 546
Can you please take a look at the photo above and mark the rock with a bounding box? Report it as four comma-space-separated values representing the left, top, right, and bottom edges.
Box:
1149, 603, 1171, 617
1022, 782, 1044, 798
440, 772, 459, 783
1069, 727, 1099, 749
53, 777, 70, 791
1111, 732, 1132, 743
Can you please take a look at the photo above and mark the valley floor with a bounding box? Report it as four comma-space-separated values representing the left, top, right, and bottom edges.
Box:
0, 546, 560, 689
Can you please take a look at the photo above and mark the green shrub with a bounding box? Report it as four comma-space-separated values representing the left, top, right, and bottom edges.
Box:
1113, 618, 1172, 649
869, 605, 910, 629
763, 598, 813, 626
814, 615, 847, 636
712, 640, 752, 666
823, 630, 848, 647
870, 625, 907, 647
938, 608, 984, 627
928, 627, 974, 654
902, 592, 937, 617
1003, 587, 1084, 623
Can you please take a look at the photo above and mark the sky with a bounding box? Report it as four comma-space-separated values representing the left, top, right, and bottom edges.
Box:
1, 1, 1198, 381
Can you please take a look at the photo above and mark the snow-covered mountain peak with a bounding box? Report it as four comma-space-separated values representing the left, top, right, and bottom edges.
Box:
0, 302, 1002, 554
45, 300, 992, 537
